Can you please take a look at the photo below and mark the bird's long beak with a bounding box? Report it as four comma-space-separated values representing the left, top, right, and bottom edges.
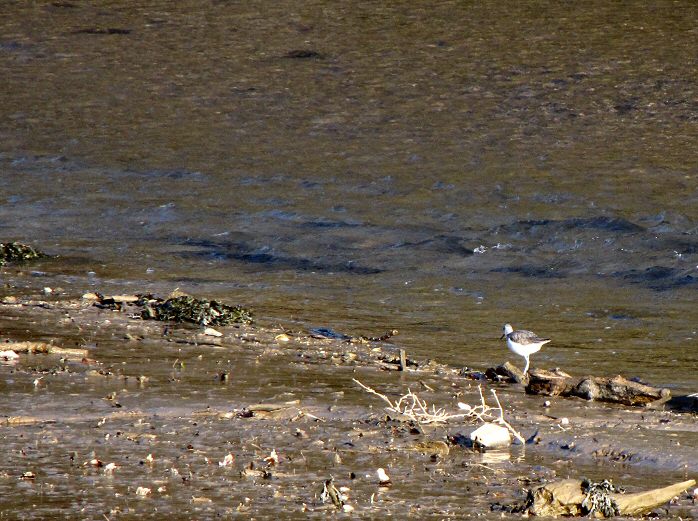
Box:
499, 333, 505, 340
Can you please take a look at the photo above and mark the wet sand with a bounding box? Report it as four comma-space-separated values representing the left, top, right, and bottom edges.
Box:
1, 287, 696, 519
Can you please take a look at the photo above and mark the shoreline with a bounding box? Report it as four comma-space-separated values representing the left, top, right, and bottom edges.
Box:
0, 288, 696, 517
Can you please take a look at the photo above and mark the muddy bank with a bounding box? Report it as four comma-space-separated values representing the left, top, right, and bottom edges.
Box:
0, 291, 696, 518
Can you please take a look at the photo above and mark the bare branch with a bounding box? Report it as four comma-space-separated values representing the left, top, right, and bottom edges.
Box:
353, 378, 525, 443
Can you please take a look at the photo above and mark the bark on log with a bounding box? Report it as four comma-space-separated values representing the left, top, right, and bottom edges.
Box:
527, 368, 574, 396
486, 362, 527, 384
527, 478, 696, 517
573, 375, 671, 406
613, 479, 695, 516
525, 370, 671, 406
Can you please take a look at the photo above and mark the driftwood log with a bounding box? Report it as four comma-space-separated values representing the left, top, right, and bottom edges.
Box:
526, 478, 696, 517
485, 361, 527, 384
525, 368, 671, 406
5, 341, 89, 359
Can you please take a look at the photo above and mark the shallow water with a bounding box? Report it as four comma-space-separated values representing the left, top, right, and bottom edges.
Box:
0, 1, 697, 517
2, 0, 696, 390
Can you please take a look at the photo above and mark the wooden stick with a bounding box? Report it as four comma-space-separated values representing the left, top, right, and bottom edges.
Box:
613, 479, 696, 516
7, 341, 88, 358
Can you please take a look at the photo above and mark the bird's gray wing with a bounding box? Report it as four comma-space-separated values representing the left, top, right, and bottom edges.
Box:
509, 329, 550, 344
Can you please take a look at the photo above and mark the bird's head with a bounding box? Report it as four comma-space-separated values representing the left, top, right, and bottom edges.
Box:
500, 323, 513, 339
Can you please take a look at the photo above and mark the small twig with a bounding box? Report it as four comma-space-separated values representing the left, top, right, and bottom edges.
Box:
399, 349, 407, 371
353, 378, 396, 409
490, 389, 525, 443
354, 379, 528, 441
297, 410, 326, 422
419, 380, 435, 392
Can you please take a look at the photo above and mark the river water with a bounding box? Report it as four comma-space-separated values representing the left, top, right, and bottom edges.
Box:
1, 2, 698, 519
1, 2, 697, 390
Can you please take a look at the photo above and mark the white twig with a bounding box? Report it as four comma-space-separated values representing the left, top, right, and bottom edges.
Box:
353, 378, 469, 424
353, 378, 525, 442
490, 389, 525, 443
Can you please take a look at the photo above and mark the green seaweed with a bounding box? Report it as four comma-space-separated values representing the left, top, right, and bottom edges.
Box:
581, 478, 623, 518
140, 295, 253, 326
0, 242, 46, 266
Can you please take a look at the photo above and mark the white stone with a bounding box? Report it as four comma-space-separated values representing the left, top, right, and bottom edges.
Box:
203, 327, 223, 337
469, 422, 511, 449
377, 468, 391, 485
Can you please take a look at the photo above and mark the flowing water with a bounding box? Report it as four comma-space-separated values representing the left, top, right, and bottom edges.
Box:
0, 1, 697, 518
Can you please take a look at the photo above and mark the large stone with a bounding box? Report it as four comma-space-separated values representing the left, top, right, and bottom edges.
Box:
469, 422, 511, 449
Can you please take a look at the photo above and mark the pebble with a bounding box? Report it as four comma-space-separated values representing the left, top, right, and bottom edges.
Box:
469, 422, 511, 448
377, 468, 392, 485
203, 327, 223, 337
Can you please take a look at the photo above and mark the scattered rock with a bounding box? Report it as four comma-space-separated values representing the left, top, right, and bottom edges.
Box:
526, 370, 671, 406
413, 440, 450, 457
203, 327, 223, 337
486, 362, 527, 384
135, 486, 151, 496
377, 468, 391, 486
264, 449, 279, 466
240, 402, 299, 419
320, 477, 344, 508
0, 350, 20, 361
285, 49, 322, 59
219, 453, 234, 467
469, 422, 511, 449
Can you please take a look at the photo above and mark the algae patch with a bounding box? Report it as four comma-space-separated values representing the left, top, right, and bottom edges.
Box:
0, 242, 45, 266
139, 295, 253, 326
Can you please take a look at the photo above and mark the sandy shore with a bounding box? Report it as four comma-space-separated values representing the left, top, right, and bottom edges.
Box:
0, 292, 696, 518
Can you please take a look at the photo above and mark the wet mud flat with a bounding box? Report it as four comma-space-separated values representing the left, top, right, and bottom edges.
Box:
0, 293, 696, 519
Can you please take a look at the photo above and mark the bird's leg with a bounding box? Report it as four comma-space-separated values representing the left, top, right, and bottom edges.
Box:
523, 357, 530, 375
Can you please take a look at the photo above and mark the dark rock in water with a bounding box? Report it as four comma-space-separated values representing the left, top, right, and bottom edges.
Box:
72, 27, 132, 35
563, 216, 644, 233
614, 266, 696, 290
666, 394, 698, 413
446, 433, 471, 448
496, 215, 643, 235
309, 327, 351, 340
392, 234, 474, 256
284, 49, 322, 59
458, 368, 487, 380
490, 265, 566, 279
0, 242, 46, 266
179, 238, 383, 274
